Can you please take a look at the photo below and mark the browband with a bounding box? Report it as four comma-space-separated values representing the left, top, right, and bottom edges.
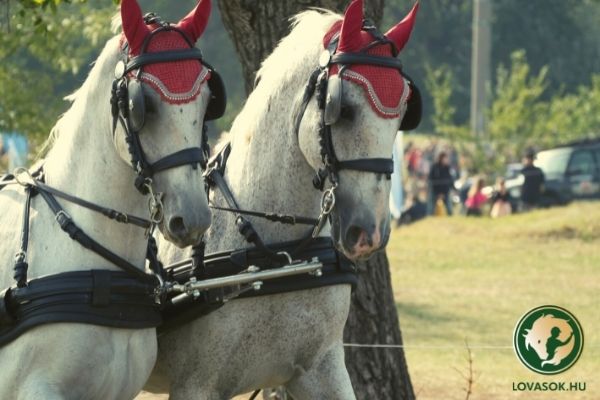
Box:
124, 48, 205, 75
330, 53, 403, 70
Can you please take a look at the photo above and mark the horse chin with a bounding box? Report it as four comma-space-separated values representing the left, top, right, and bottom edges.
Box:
157, 222, 200, 249
330, 212, 391, 262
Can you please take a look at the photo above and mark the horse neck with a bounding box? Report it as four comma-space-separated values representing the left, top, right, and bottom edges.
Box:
208, 74, 325, 251
41, 60, 149, 271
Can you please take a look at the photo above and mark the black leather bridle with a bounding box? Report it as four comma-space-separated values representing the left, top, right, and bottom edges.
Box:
111, 14, 221, 201
294, 21, 414, 195
202, 21, 421, 258
288, 21, 421, 235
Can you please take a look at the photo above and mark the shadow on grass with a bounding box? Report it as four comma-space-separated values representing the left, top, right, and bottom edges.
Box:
397, 301, 456, 324
397, 301, 490, 343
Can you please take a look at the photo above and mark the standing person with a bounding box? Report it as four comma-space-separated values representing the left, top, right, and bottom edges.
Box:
520, 149, 545, 211
465, 176, 488, 216
490, 177, 513, 218
428, 151, 454, 215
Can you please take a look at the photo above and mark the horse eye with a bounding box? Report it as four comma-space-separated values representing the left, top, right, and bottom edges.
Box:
340, 105, 354, 121
144, 94, 157, 114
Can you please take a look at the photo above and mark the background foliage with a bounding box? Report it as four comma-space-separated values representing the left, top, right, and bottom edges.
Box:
2, 0, 600, 172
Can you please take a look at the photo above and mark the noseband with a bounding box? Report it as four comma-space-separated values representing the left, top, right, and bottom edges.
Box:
111, 14, 220, 198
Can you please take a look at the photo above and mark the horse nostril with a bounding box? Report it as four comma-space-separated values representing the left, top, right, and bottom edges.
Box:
345, 225, 366, 248
168, 216, 188, 237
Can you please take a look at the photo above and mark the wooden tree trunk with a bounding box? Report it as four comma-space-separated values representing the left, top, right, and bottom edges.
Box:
218, 0, 383, 94
343, 252, 415, 399
217, 1, 414, 398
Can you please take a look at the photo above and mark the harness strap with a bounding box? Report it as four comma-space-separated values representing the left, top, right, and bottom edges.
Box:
205, 150, 320, 258
10, 176, 153, 229
148, 147, 206, 174
336, 158, 394, 175
125, 48, 204, 74
13, 186, 33, 288
208, 206, 318, 226
36, 189, 153, 282
293, 68, 322, 140
330, 53, 403, 70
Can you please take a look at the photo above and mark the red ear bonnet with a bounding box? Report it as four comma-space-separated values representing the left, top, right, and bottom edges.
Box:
120, 0, 150, 55
322, 1, 419, 119
337, 0, 364, 53
119, 0, 213, 105
176, 0, 211, 44
385, 1, 419, 52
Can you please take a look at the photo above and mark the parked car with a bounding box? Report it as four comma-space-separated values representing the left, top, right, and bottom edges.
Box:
504, 138, 600, 207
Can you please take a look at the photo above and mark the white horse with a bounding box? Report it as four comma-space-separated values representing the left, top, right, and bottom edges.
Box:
151, 1, 419, 398
0, 0, 217, 398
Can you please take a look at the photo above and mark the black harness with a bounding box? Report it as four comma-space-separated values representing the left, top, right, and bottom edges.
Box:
160, 22, 422, 328
0, 169, 162, 346
0, 13, 226, 347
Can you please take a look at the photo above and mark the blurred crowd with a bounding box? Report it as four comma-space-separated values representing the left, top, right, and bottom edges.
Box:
397, 140, 544, 225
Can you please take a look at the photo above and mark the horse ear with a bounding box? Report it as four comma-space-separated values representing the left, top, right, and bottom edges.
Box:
337, 0, 364, 53
176, 0, 211, 44
120, 0, 150, 54
385, 1, 419, 52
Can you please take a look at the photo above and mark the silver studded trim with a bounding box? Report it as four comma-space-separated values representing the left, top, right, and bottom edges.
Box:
139, 67, 210, 102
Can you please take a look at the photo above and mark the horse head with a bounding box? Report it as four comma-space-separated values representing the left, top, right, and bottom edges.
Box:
296, 0, 420, 260
113, 0, 221, 247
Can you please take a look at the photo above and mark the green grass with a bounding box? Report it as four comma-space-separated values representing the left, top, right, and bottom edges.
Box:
388, 202, 600, 399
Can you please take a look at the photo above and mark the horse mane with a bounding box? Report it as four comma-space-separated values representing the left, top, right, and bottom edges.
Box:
229, 10, 340, 143
38, 36, 120, 159
255, 10, 338, 87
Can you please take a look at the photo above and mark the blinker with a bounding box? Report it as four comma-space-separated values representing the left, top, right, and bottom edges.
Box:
324, 75, 342, 126
127, 79, 146, 133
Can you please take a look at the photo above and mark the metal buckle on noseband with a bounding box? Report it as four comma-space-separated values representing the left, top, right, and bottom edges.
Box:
312, 183, 337, 238
143, 178, 164, 227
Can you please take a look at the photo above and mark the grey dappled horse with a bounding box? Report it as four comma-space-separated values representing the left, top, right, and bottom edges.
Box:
151, 1, 419, 398
0, 0, 217, 398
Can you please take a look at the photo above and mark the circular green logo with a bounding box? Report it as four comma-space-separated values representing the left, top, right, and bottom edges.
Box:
513, 305, 584, 375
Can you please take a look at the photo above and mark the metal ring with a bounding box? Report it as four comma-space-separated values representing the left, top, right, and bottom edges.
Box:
13, 167, 33, 186
320, 185, 337, 215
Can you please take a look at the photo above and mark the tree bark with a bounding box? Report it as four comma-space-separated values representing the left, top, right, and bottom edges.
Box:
218, 0, 383, 94
217, 1, 414, 399
343, 251, 415, 399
